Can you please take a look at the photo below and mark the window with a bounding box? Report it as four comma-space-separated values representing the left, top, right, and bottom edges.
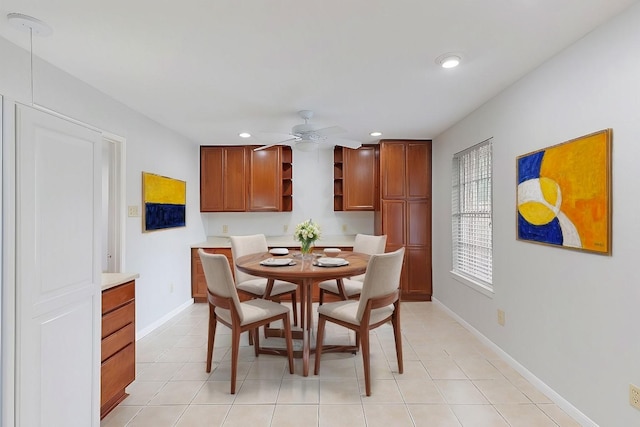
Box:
451, 139, 493, 289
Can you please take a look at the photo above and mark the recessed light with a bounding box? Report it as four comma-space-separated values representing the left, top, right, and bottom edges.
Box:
435, 53, 462, 69
370, 131, 382, 137
238, 132, 251, 138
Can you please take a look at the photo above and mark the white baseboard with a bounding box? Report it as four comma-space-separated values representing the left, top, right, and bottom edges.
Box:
135, 298, 194, 341
432, 297, 597, 427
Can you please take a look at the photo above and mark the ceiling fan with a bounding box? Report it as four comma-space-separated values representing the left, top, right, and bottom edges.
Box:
253, 110, 362, 152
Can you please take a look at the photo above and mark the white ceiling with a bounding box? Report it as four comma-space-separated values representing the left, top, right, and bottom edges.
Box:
1, 1, 637, 147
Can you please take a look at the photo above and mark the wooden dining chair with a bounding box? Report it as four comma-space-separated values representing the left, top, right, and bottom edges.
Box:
199, 249, 294, 394
318, 234, 387, 304
230, 234, 298, 326
314, 247, 404, 396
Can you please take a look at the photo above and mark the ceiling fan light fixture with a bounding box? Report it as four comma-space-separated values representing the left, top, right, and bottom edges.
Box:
238, 132, 251, 138
296, 140, 318, 152
436, 53, 461, 69
7, 13, 53, 36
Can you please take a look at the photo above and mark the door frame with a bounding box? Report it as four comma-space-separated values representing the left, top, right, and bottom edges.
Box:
103, 132, 126, 272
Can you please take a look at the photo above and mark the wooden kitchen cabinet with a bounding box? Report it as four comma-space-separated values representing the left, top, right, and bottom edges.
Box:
101, 280, 135, 419
200, 146, 247, 212
249, 146, 293, 212
375, 139, 432, 301
191, 247, 234, 302
334, 145, 378, 211
201, 145, 292, 212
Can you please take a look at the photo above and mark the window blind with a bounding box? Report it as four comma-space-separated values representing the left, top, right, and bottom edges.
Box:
452, 139, 493, 285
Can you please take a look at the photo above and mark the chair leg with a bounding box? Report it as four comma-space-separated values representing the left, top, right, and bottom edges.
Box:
206, 303, 216, 373
318, 289, 324, 305
392, 309, 403, 374
313, 316, 327, 375
360, 327, 372, 396
291, 291, 298, 326
230, 327, 241, 394
253, 327, 260, 357
282, 314, 294, 374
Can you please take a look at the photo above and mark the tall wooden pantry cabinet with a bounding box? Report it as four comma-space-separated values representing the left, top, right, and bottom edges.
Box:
374, 139, 432, 300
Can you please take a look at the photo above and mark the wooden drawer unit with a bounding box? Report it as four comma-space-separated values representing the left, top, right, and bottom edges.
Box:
102, 301, 135, 338
101, 280, 136, 419
101, 344, 135, 412
102, 323, 135, 361
103, 280, 134, 314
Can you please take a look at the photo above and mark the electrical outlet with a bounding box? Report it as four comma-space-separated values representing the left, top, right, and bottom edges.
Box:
127, 205, 139, 217
342, 224, 347, 233
169, 282, 174, 293
283, 224, 288, 233
222, 224, 228, 234
497, 309, 505, 326
630, 384, 640, 410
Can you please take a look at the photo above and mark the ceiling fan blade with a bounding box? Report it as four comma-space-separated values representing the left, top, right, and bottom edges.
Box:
330, 137, 362, 149
312, 125, 346, 137
253, 137, 298, 151
252, 132, 295, 143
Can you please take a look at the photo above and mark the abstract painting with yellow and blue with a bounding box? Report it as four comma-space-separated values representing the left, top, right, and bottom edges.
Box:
142, 172, 186, 231
516, 129, 612, 254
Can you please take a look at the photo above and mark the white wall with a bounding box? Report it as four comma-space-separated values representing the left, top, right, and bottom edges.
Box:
432, 4, 640, 425
0, 36, 207, 334
202, 147, 374, 238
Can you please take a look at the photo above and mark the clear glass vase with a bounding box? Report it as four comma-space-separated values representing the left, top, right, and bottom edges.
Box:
300, 240, 315, 260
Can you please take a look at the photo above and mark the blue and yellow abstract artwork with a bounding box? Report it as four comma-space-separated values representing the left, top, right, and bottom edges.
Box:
142, 172, 186, 232
516, 129, 612, 255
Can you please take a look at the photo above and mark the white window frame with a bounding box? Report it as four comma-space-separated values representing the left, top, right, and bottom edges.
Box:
451, 138, 493, 297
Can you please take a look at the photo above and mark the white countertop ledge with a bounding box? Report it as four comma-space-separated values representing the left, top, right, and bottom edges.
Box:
102, 272, 140, 291
191, 234, 357, 249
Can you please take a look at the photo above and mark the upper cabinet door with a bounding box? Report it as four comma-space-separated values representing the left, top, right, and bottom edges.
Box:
249, 147, 281, 211
343, 146, 378, 211
380, 142, 407, 199
406, 142, 432, 199
200, 146, 247, 212
200, 146, 224, 212
222, 146, 248, 211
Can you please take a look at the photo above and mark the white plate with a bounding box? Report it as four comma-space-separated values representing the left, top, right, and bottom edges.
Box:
260, 257, 294, 266
316, 257, 348, 267
269, 248, 289, 255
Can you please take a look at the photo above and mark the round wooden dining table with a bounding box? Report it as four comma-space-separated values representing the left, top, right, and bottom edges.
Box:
234, 250, 370, 376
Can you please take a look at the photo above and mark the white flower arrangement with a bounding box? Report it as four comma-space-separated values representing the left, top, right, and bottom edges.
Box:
293, 219, 321, 253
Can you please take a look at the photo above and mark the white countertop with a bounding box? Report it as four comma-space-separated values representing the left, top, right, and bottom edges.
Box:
192, 234, 357, 249
102, 272, 140, 291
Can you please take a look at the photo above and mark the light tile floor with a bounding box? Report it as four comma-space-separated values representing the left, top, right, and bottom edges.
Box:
101, 302, 581, 427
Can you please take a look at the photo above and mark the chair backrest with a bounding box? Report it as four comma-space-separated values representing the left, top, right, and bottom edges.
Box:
356, 247, 405, 321
353, 234, 387, 255
229, 234, 269, 284
198, 249, 245, 323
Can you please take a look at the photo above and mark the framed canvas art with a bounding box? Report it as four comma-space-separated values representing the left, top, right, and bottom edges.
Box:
516, 129, 612, 255
142, 172, 186, 232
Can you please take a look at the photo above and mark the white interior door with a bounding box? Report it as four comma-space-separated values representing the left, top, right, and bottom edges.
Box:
15, 104, 101, 426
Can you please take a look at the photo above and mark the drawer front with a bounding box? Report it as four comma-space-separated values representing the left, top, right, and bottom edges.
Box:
102, 302, 134, 338
102, 281, 135, 314
102, 322, 135, 362
101, 343, 135, 407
